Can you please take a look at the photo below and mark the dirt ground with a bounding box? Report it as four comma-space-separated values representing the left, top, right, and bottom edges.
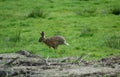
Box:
0, 50, 120, 77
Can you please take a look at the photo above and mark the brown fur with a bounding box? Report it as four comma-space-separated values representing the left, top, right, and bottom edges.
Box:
39, 31, 68, 49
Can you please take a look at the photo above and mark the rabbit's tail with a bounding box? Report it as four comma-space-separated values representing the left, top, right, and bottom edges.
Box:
64, 42, 69, 46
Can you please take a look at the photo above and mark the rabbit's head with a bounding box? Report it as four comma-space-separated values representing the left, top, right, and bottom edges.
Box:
39, 31, 45, 42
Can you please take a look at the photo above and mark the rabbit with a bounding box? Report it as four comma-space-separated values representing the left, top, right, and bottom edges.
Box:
39, 31, 69, 49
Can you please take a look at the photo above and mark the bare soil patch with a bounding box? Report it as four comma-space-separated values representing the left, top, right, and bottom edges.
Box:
0, 50, 120, 77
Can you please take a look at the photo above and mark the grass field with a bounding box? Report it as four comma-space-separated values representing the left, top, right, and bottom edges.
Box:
0, 0, 120, 60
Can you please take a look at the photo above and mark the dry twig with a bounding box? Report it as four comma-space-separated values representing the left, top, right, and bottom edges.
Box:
5, 57, 19, 66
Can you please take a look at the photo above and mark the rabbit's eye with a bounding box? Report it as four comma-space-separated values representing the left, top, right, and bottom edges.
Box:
39, 37, 43, 42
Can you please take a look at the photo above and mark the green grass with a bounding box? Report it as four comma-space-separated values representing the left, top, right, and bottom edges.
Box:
0, 0, 120, 60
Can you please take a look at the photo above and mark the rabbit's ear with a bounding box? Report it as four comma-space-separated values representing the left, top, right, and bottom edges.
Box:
40, 31, 44, 36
